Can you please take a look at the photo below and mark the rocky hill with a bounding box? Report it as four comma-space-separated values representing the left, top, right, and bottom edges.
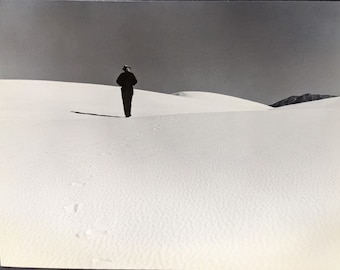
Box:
271, 93, 336, 107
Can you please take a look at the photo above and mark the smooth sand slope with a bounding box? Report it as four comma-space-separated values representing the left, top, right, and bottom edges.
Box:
0, 80, 270, 120
0, 80, 339, 270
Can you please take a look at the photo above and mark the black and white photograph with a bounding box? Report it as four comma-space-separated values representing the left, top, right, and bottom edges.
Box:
0, 0, 339, 269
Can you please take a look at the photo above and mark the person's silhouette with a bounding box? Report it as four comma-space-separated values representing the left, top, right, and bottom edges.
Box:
116, 65, 137, 117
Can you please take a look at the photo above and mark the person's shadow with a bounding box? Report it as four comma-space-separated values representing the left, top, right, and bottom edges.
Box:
71, 111, 123, 118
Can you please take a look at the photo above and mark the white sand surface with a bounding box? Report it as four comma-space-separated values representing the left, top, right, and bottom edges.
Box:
173, 91, 271, 111
0, 80, 339, 270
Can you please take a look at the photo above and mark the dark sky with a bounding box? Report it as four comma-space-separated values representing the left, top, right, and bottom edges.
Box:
0, 1, 339, 104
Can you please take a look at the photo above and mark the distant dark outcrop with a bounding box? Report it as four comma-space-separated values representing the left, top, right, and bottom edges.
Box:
271, 93, 337, 107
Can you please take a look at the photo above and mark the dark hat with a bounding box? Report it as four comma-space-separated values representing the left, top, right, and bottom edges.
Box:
122, 65, 131, 71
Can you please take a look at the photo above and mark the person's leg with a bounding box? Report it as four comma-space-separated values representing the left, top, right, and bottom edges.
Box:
122, 92, 129, 117
122, 89, 133, 117
126, 93, 133, 117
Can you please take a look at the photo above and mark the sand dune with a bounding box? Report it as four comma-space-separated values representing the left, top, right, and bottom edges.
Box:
173, 91, 271, 111
0, 80, 270, 121
0, 80, 339, 270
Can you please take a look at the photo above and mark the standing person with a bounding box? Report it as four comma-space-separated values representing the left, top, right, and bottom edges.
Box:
116, 65, 138, 118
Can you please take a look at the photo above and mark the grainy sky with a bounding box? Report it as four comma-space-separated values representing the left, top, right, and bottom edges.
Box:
0, 0, 339, 104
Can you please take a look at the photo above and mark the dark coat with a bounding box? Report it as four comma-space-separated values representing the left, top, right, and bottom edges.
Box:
116, 71, 137, 91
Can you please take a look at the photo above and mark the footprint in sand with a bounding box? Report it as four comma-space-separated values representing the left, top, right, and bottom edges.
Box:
63, 203, 83, 214
152, 124, 161, 131
76, 228, 108, 239
75, 218, 109, 239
